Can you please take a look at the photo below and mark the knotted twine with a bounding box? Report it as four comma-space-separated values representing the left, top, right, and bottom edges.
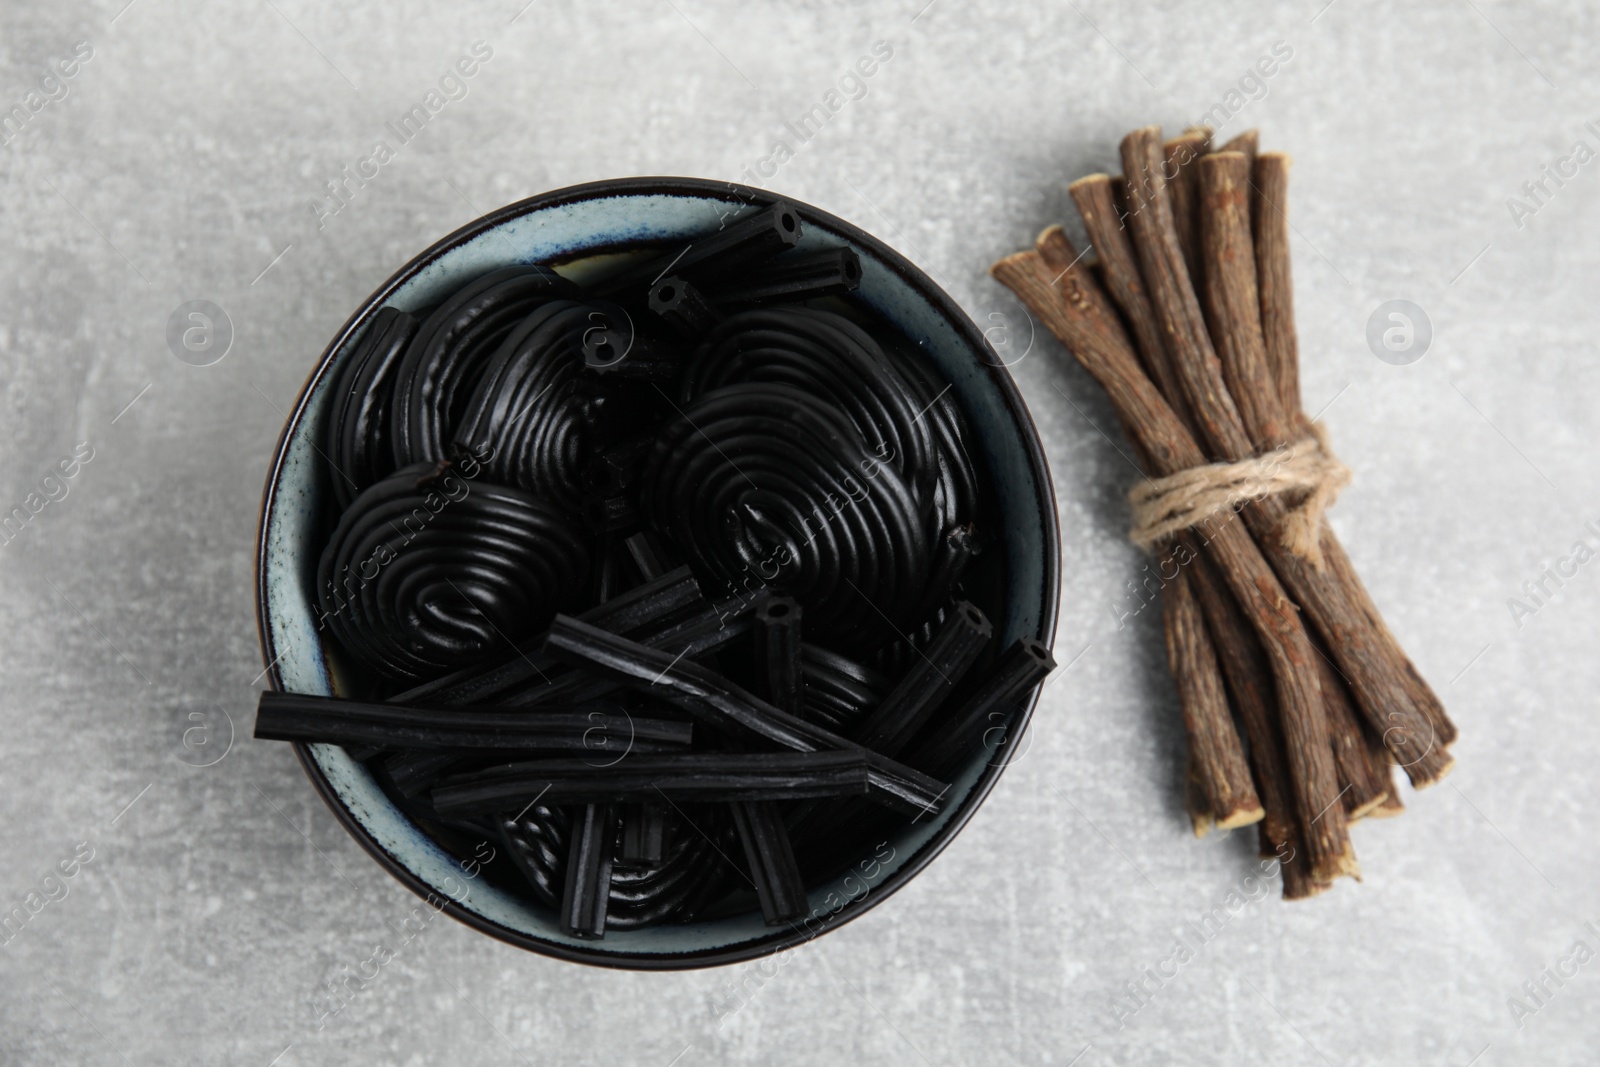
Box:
1126, 421, 1351, 567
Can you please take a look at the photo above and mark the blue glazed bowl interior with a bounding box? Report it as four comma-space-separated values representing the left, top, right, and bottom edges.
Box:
257, 179, 1058, 969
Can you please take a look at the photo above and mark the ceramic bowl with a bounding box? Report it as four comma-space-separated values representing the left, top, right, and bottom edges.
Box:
255, 177, 1059, 969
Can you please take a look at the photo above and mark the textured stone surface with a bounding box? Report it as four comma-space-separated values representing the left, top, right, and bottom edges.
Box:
0, 1, 1593, 1063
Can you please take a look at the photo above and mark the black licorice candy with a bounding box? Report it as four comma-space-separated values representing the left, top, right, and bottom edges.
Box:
292, 228, 1011, 934
647, 275, 722, 339
388, 565, 703, 708
705, 246, 862, 307
617, 803, 669, 866
907, 638, 1057, 777
731, 800, 807, 925
852, 600, 994, 757
315, 463, 590, 681
600, 201, 803, 295
799, 645, 887, 733
752, 594, 803, 715
252, 690, 693, 752
388, 265, 576, 468
325, 306, 418, 508
430, 750, 870, 815
560, 803, 614, 939
543, 614, 949, 817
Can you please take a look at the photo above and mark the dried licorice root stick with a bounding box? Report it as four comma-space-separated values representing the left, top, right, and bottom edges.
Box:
1186, 144, 1452, 787
1163, 564, 1263, 832
1163, 128, 1211, 290
990, 244, 1354, 884
1185, 553, 1325, 898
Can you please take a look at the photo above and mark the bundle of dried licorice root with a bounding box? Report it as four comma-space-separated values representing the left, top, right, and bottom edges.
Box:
992, 125, 1457, 898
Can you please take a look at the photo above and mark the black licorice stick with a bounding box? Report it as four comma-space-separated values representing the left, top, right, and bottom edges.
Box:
499, 598, 753, 707
385, 750, 465, 798
561, 803, 614, 939
252, 691, 693, 751
852, 600, 994, 757
648, 276, 722, 339
706, 247, 862, 306
906, 638, 1057, 777
731, 801, 807, 925
388, 566, 703, 707
599, 202, 803, 295
752, 595, 803, 715
543, 615, 950, 817
623, 530, 678, 582
618, 803, 669, 866
431, 750, 870, 814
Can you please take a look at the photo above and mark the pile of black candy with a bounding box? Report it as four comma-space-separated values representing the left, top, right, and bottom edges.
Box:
256, 203, 1055, 937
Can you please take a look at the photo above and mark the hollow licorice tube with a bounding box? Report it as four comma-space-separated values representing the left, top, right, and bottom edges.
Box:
907, 638, 1057, 778
600, 201, 803, 295
560, 803, 614, 939
730, 801, 807, 925
704, 247, 862, 307
617, 803, 668, 866
752, 595, 803, 715
252, 691, 693, 752
543, 614, 950, 817
852, 600, 994, 758
431, 751, 871, 815
648, 276, 722, 339
581, 314, 681, 381
498, 597, 753, 708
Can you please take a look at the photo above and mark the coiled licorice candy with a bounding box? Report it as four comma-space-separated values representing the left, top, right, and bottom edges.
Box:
450, 299, 597, 511
315, 461, 590, 683
325, 306, 419, 509
644, 379, 930, 644
648, 307, 981, 643
388, 265, 576, 469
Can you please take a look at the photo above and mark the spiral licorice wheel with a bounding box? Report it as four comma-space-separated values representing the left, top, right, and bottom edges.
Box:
452, 299, 598, 511
645, 381, 929, 644
388, 265, 576, 468
316, 462, 590, 682
325, 306, 418, 509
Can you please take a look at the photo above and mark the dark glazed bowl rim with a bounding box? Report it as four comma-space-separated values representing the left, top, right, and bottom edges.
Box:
254, 176, 1060, 970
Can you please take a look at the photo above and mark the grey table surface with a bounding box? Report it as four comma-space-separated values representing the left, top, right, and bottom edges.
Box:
0, 0, 1594, 1063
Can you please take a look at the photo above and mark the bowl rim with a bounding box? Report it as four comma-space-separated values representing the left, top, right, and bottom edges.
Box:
254, 175, 1060, 970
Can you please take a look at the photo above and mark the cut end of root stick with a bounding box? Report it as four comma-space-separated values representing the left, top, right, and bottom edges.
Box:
1216, 804, 1266, 831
